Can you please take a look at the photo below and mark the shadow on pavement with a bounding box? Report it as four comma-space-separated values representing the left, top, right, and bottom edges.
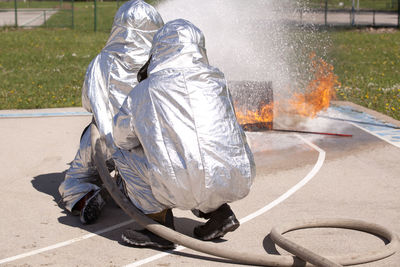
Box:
262, 234, 280, 255
30, 171, 254, 264
30, 173, 213, 247
31, 171, 65, 207
31, 170, 127, 241
31, 170, 83, 226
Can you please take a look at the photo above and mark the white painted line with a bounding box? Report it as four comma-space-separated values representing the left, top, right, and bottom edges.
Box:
125, 246, 186, 267
0, 135, 325, 266
0, 220, 134, 265
240, 134, 325, 224
351, 122, 400, 149
124, 134, 326, 266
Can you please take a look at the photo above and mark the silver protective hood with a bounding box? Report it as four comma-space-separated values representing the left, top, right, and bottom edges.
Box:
113, 19, 255, 213
82, 0, 164, 152
59, 0, 163, 211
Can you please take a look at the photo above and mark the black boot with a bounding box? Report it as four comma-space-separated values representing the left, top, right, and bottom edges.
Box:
193, 204, 240, 241
121, 209, 175, 250
79, 190, 105, 224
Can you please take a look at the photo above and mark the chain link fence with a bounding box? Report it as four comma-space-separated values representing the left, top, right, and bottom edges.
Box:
0, 0, 75, 28
300, 0, 400, 27
1, 0, 399, 30
0, 0, 129, 31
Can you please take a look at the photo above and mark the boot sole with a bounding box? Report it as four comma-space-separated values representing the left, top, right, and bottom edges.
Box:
196, 216, 240, 241
121, 233, 176, 250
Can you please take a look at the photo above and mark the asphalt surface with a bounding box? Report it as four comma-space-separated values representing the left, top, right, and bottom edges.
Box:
0, 102, 399, 267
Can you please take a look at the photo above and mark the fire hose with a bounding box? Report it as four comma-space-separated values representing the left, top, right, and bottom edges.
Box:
90, 124, 399, 267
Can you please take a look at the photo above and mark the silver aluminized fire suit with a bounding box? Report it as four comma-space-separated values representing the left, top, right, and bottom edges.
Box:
112, 19, 256, 214
59, 0, 164, 212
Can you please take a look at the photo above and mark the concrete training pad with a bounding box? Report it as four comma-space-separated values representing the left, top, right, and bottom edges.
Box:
0, 102, 399, 266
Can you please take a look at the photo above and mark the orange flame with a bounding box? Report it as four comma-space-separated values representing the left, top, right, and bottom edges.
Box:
235, 102, 274, 124
288, 53, 339, 118
235, 53, 339, 125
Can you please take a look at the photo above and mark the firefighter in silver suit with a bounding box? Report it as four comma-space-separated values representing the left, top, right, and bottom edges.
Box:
58, 0, 164, 224
112, 19, 256, 249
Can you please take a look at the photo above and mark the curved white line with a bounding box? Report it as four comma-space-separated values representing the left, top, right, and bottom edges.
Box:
124, 134, 326, 267
0, 134, 325, 266
240, 134, 325, 224
0, 220, 134, 265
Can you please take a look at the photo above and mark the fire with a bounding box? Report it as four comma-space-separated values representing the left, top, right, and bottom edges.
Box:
235, 53, 339, 127
235, 102, 274, 131
288, 53, 339, 118
235, 102, 274, 124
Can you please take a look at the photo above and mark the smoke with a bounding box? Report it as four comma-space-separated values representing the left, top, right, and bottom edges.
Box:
155, 0, 332, 131
156, 0, 294, 86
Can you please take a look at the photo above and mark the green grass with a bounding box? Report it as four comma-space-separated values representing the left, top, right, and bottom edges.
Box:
0, 28, 108, 108
0, 1, 155, 109
1, 1, 400, 121
328, 29, 400, 120
69, 1, 127, 32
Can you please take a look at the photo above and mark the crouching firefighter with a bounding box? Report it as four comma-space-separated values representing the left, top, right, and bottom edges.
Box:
112, 19, 256, 249
58, 0, 164, 224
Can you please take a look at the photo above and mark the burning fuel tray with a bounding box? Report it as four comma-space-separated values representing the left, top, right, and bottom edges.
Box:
228, 80, 273, 130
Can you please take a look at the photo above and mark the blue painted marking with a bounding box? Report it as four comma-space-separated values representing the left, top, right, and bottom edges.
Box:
331, 106, 400, 147
0, 111, 92, 118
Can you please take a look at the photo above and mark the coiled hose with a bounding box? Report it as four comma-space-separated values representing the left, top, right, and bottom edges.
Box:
91, 124, 399, 267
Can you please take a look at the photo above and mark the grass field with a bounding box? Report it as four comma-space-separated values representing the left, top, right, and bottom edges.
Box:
0, 1, 399, 120
328, 29, 400, 120
0, 28, 107, 108
0, 1, 141, 109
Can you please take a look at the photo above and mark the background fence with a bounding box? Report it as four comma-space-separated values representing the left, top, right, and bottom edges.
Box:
0, 0, 129, 31
302, 0, 400, 27
0, 0, 74, 28
0, 0, 399, 30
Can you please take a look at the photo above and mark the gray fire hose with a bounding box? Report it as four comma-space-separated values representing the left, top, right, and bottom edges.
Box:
91, 124, 399, 266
